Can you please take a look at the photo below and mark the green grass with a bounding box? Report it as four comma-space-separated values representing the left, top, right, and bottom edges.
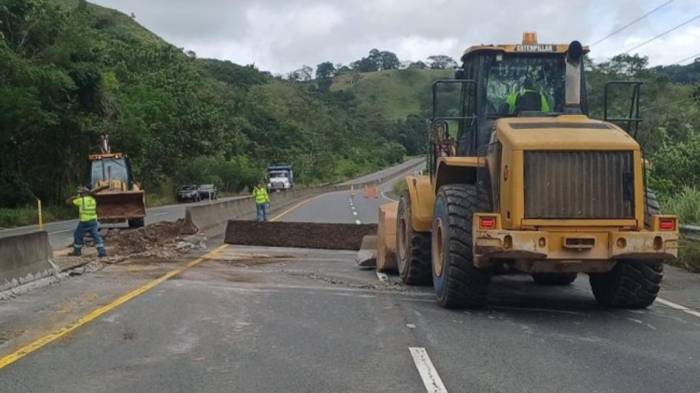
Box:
662, 187, 700, 225
0, 205, 74, 229
331, 69, 452, 120
53, 0, 167, 45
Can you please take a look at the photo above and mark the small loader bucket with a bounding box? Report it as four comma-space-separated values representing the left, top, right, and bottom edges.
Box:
224, 221, 377, 250
95, 191, 146, 221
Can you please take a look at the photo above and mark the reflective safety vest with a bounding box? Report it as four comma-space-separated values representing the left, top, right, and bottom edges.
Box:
253, 187, 270, 204
73, 196, 98, 222
506, 89, 551, 113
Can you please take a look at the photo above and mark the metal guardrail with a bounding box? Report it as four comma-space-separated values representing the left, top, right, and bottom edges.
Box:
680, 225, 700, 241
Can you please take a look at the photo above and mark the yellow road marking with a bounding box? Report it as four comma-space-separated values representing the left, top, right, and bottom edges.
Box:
0, 188, 336, 369
0, 244, 229, 370
269, 193, 330, 222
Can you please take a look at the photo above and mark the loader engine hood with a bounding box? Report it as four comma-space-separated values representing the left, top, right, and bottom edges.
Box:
495, 115, 639, 151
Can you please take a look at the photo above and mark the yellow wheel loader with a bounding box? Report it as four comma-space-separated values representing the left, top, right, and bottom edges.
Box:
385, 33, 678, 309
88, 136, 146, 228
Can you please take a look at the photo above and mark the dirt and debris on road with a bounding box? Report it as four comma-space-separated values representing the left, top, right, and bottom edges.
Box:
103, 220, 187, 254
56, 220, 208, 269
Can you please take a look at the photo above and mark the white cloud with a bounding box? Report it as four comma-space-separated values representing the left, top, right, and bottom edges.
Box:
90, 0, 698, 72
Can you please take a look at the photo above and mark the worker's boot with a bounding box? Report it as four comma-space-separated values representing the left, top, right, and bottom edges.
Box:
97, 247, 107, 258
68, 247, 82, 257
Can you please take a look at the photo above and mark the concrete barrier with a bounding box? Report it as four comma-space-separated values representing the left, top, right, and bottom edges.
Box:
0, 231, 56, 292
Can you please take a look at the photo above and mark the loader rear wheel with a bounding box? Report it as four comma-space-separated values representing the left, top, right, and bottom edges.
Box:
645, 188, 661, 228
396, 191, 432, 285
589, 262, 663, 308
531, 273, 577, 286
128, 218, 145, 228
431, 184, 491, 309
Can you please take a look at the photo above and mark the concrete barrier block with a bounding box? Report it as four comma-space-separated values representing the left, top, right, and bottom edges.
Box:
0, 231, 56, 292
376, 202, 399, 272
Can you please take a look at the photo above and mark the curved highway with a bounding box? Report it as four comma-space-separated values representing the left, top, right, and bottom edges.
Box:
2, 158, 700, 393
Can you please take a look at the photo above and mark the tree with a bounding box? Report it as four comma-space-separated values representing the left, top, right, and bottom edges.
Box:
409, 61, 427, 69
598, 54, 649, 76
427, 55, 457, 70
315, 61, 336, 91
288, 65, 313, 81
350, 49, 401, 72
378, 50, 400, 70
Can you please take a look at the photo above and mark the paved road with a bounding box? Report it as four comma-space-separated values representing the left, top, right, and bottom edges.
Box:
2, 163, 700, 393
0, 158, 423, 250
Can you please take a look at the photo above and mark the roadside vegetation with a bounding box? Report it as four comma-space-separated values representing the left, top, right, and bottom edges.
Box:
2, 0, 700, 236
0, 0, 428, 228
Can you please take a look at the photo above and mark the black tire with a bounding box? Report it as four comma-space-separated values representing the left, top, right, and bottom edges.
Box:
590, 262, 663, 308
396, 190, 432, 285
128, 218, 145, 228
431, 184, 492, 309
645, 188, 661, 228
531, 273, 577, 286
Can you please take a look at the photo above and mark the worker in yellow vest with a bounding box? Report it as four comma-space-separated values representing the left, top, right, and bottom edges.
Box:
66, 186, 107, 257
252, 182, 271, 222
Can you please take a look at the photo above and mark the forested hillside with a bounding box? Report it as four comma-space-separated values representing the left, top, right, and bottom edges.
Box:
0, 0, 425, 211
2, 0, 700, 226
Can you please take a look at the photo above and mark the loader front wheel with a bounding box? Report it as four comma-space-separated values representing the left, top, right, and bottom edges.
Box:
396, 191, 432, 285
432, 184, 491, 309
590, 262, 663, 308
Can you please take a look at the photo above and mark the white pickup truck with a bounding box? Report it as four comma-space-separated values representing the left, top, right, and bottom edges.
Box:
267, 165, 294, 191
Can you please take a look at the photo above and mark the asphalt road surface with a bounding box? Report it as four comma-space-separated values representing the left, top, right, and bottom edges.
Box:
2, 163, 700, 393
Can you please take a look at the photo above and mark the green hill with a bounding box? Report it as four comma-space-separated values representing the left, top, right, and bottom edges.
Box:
331, 69, 452, 120
0, 0, 414, 208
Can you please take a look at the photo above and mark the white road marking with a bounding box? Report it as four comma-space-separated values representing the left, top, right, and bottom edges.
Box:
406, 323, 416, 329
352, 211, 358, 216
355, 219, 362, 225
657, 297, 700, 318
409, 347, 448, 393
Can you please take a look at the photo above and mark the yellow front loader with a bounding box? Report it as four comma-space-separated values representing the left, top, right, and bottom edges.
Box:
88, 136, 146, 228
380, 33, 678, 309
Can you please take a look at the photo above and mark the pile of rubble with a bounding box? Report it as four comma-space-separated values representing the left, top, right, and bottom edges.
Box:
67, 220, 208, 265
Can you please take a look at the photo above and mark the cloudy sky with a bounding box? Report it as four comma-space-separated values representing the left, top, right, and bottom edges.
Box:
91, 0, 700, 74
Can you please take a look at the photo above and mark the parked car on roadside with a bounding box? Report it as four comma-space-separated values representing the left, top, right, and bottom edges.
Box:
198, 184, 218, 200
177, 185, 200, 202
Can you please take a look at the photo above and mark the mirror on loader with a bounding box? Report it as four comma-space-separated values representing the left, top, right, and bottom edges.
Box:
429, 79, 477, 176
603, 80, 643, 138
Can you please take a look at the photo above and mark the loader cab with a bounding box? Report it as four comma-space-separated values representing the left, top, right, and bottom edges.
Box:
89, 153, 135, 191
453, 45, 588, 157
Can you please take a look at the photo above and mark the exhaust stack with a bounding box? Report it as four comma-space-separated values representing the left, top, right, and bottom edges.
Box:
564, 40, 584, 114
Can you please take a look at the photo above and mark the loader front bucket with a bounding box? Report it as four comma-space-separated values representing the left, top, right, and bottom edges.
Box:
224, 221, 377, 250
94, 191, 146, 222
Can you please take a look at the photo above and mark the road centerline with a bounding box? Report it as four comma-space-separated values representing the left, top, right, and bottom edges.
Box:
409, 347, 449, 393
